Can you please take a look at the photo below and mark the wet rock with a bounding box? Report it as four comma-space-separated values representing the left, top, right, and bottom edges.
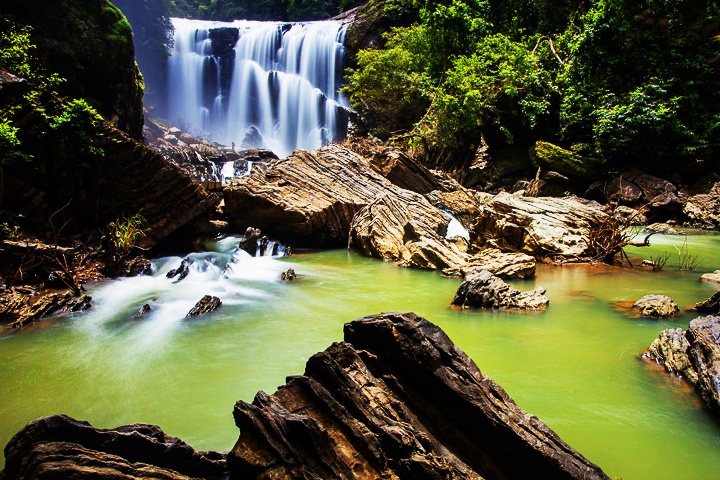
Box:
687, 315, 720, 415
633, 294, 680, 318
166, 259, 190, 282
349, 191, 468, 270
121, 256, 153, 277
135, 303, 152, 318
452, 269, 549, 310
186, 295, 222, 317
2, 292, 92, 329
238, 227, 262, 255
683, 181, 720, 230
644, 316, 720, 417
644, 328, 698, 383
228, 312, 608, 479
700, 270, 720, 284
694, 291, 720, 314
444, 247, 536, 279
1, 414, 226, 480
280, 268, 297, 281
471, 192, 609, 260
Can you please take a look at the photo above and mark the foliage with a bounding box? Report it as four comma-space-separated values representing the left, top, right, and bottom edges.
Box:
110, 213, 147, 255
167, 0, 360, 20
46, 99, 106, 157
346, 0, 720, 174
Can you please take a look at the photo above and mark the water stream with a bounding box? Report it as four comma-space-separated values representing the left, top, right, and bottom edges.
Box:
1, 233, 720, 478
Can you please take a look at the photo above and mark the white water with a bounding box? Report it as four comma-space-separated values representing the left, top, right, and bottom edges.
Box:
167, 18, 348, 158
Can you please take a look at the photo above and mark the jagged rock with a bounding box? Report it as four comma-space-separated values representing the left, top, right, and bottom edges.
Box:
452, 269, 549, 310
644, 222, 678, 235
186, 295, 222, 317
228, 312, 608, 479
1, 414, 226, 479
135, 304, 152, 318
224, 146, 401, 246
2, 292, 92, 329
349, 191, 468, 270
471, 192, 609, 260
166, 259, 190, 282
643, 328, 698, 383
684, 181, 720, 230
694, 291, 720, 314
121, 256, 153, 277
238, 227, 262, 255
280, 268, 297, 281
368, 148, 443, 194
700, 270, 720, 284
643, 316, 720, 417
687, 315, 720, 415
633, 294, 680, 318
444, 247, 537, 279
612, 205, 648, 225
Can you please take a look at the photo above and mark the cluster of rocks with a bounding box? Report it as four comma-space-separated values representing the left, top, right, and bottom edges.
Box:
1, 313, 610, 480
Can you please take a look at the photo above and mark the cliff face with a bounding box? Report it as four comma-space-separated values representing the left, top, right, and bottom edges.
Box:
1, 0, 144, 139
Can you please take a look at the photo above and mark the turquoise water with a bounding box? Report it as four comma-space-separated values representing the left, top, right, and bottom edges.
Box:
1, 232, 719, 478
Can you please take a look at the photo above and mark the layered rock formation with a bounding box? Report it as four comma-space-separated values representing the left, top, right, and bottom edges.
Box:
643, 315, 720, 417
1, 414, 227, 480
471, 192, 609, 260
684, 181, 720, 230
229, 312, 608, 479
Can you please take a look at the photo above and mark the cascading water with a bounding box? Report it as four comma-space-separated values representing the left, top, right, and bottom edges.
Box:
167, 18, 349, 159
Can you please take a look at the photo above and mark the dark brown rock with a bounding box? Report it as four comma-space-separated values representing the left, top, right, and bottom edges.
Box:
186, 295, 222, 317
166, 260, 190, 282
694, 291, 720, 314
228, 312, 608, 479
452, 269, 548, 310
2, 292, 92, 329
368, 148, 443, 194
1, 414, 226, 479
280, 268, 297, 281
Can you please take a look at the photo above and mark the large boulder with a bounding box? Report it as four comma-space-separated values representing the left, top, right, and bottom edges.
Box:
529, 141, 602, 184
349, 191, 468, 270
632, 294, 680, 318
1, 414, 227, 479
2, 0, 144, 139
452, 269, 549, 310
367, 148, 444, 194
224, 146, 400, 247
643, 315, 720, 417
471, 192, 610, 260
228, 312, 609, 479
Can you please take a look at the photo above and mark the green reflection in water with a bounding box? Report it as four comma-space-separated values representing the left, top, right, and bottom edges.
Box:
1, 232, 719, 479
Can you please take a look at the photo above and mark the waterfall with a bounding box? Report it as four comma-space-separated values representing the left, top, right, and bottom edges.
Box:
167, 18, 349, 159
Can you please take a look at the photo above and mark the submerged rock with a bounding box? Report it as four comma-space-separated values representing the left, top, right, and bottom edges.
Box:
186, 295, 222, 317
1, 414, 227, 479
452, 269, 549, 310
228, 312, 608, 479
643, 315, 720, 417
280, 268, 297, 281
166, 259, 190, 282
633, 294, 680, 318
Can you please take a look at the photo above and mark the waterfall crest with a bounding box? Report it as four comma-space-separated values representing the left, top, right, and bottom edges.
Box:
167, 18, 349, 159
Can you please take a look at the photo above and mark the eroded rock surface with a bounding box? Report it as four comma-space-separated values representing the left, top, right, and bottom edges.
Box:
444, 247, 537, 279
471, 192, 609, 260
1, 414, 227, 480
632, 294, 680, 318
694, 291, 720, 314
349, 191, 468, 270
643, 315, 720, 417
228, 312, 606, 479
452, 269, 549, 310
683, 181, 720, 230
186, 295, 222, 317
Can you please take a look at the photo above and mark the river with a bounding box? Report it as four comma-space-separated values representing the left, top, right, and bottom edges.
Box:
1, 232, 719, 478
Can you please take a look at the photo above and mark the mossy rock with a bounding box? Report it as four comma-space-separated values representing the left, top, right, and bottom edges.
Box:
529, 141, 602, 183
1, 0, 144, 139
